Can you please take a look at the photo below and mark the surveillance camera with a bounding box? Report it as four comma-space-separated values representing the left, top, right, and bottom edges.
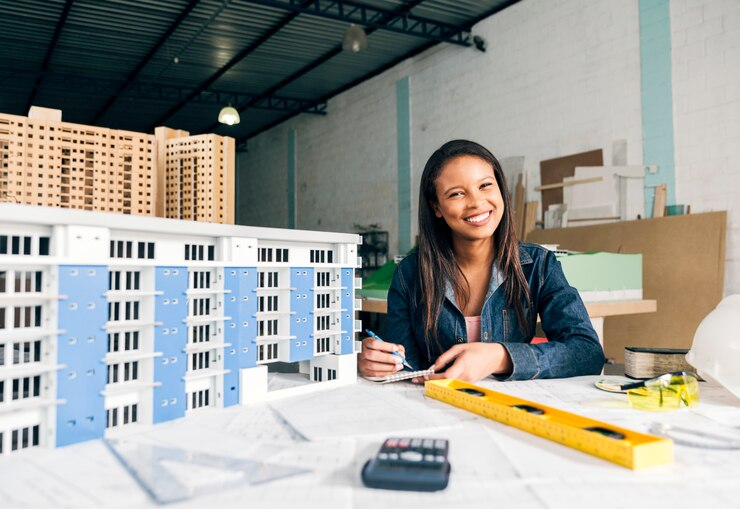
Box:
473, 35, 486, 52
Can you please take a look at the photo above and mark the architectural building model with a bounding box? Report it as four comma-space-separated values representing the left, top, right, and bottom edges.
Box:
0, 107, 234, 223
0, 203, 362, 456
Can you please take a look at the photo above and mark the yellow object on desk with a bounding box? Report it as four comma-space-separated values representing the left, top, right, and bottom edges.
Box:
424, 378, 674, 470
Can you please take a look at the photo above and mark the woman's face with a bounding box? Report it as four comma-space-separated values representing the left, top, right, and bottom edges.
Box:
432, 155, 504, 243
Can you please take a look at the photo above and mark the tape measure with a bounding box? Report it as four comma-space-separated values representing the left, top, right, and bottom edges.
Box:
425, 379, 673, 470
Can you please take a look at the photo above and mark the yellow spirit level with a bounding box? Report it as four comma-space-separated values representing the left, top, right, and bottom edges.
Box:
425, 379, 673, 469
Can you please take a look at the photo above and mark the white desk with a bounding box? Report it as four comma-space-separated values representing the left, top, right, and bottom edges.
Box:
1, 375, 738, 509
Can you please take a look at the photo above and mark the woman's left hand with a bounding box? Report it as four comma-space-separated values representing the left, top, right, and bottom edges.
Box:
414, 343, 512, 383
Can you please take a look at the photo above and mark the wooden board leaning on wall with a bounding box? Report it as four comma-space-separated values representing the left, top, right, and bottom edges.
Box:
527, 212, 726, 363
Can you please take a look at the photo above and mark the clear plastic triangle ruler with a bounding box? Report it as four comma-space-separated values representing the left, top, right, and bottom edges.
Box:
105, 439, 309, 504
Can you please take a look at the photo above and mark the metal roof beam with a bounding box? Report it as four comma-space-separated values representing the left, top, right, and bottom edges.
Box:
245, 0, 471, 45
473, 0, 522, 25
233, 0, 523, 145
147, 0, 316, 131
202, 45, 341, 134
205, 0, 429, 135
5, 69, 325, 117
90, 0, 202, 125
25, 0, 75, 113
234, 38, 430, 147
227, 0, 427, 143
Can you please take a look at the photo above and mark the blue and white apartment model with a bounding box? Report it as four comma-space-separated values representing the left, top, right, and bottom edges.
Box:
0, 203, 362, 456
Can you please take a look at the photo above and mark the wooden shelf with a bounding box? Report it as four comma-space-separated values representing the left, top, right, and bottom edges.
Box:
360, 297, 657, 319
584, 299, 657, 318
360, 297, 388, 314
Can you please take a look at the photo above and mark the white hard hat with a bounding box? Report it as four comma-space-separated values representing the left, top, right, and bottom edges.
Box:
686, 295, 740, 400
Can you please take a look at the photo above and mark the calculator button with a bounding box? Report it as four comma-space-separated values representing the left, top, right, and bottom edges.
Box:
434, 440, 447, 450
388, 453, 399, 461
386, 439, 398, 448
411, 438, 422, 448
378, 453, 388, 460
435, 455, 446, 462
399, 451, 424, 462
398, 439, 410, 448
424, 454, 435, 462
422, 439, 434, 449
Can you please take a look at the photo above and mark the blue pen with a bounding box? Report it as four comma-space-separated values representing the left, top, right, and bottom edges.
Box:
366, 330, 414, 370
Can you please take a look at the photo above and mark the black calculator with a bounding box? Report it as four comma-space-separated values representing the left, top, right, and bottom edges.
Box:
361, 437, 451, 492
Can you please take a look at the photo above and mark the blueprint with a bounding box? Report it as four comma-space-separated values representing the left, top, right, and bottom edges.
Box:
2, 377, 740, 509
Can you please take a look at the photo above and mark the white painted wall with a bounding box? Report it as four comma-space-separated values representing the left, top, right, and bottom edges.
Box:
236, 127, 290, 228
293, 77, 401, 237
407, 0, 643, 240
671, 0, 740, 295
237, 0, 740, 295
239, 63, 409, 250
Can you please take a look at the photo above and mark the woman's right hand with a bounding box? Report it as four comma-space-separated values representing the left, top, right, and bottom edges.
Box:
358, 337, 406, 377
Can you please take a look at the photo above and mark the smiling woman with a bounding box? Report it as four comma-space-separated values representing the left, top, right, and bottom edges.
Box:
432, 155, 505, 241
357, 140, 605, 382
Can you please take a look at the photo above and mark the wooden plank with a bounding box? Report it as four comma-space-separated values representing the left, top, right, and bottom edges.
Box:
535, 176, 603, 191
652, 183, 667, 218
539, 149, 603, 221
584, 299, 656, 317
364, 296, 656, 321
567, 216, 621, 223
523, 201, 538, 238
513, 173, 526, 239
527, 212, 727, 362
361, 298, 388, 313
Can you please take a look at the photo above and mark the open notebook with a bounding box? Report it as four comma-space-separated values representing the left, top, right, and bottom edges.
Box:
364, 366, 435, 384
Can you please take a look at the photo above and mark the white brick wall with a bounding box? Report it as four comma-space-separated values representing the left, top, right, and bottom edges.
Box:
239, 0, 643, 257
408, 0, 643, 239
237, 0, 739, 294
238, 62, 408, 250
291, 72, 401, 242
236, 127, 289, 228
672, 0, 740, 294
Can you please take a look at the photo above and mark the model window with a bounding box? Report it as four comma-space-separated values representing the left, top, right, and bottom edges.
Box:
107, 403, 138, 429
108, 331, 139, 352
258, 271, 279, 288
316, 337, 331, 354
11, 340, 41, 364
184, 243, 214, 261
11, 375, 41, 400
191, 324, 210, 343
9, 424, 40, 452
191, 297, 210, 316
191, 270, 211, 289
257, 343, 278, 361
189, 389, 210, 410
190, 351, 211, 370
9, 306, 41, 328
317, 271, 330, 287
107, 361, 139, 383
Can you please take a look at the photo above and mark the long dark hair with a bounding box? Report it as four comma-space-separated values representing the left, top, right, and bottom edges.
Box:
417, 139, 530, 347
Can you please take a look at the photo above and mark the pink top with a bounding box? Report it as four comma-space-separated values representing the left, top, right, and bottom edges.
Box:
465, 315, 481, 342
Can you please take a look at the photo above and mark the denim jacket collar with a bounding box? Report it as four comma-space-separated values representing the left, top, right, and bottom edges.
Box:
443, 257, 505, 313
443, 246, 534, 312
519, 245, 533, 265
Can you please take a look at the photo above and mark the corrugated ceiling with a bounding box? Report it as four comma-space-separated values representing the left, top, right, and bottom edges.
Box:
0, 0, 519, 148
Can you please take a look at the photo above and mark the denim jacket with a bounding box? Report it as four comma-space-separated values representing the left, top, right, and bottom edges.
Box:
386, 242, 605, 380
